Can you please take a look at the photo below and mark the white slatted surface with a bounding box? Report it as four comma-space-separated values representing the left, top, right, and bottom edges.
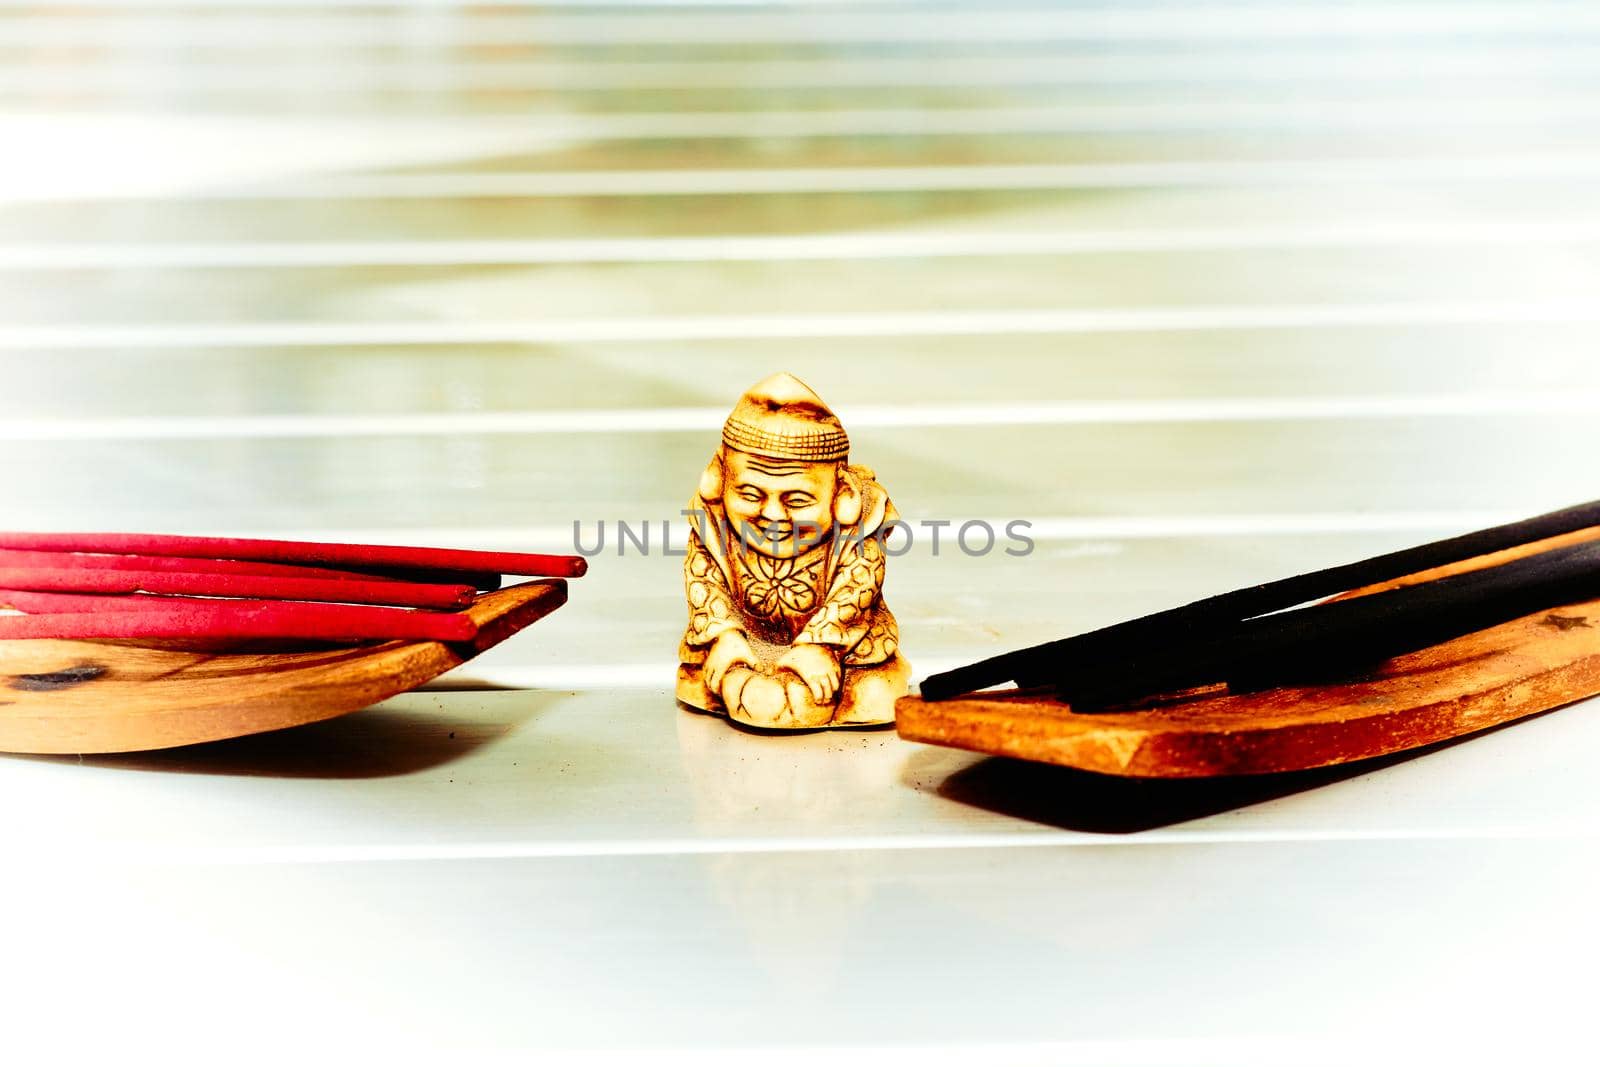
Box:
4, 1, 1599, 1060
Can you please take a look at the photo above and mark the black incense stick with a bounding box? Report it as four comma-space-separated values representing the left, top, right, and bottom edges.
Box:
1061, 538, 1600, 709
919, 498, 1600, 702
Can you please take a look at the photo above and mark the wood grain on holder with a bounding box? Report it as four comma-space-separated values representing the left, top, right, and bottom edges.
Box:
0, 580, 570, 753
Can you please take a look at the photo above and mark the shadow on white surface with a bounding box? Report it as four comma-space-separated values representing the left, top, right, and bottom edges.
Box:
4, 693, 557, 778
909, 710, 1566, 833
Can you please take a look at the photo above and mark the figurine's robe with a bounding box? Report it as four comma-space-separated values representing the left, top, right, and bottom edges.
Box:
677, 466, 907, 725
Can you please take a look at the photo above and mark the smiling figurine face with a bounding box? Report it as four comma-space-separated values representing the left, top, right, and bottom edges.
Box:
722, 451, 838, 556
698, 372, 856, 558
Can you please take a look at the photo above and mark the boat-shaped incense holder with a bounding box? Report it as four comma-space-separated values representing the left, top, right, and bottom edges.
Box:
898, 556, 1600, 777
0, 580, 567, 755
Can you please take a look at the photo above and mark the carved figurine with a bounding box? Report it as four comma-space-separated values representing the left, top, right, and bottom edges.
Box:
677, 373, 910, 729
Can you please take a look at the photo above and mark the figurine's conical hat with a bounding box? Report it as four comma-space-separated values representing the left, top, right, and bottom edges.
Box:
722, 372, 850, 462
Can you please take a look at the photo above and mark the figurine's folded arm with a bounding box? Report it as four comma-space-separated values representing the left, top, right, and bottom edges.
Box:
683, 518, 745, 648
794, 530, 886, 654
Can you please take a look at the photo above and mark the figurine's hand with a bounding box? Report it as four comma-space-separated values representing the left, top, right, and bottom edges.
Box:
776, 643, 842, 706
705, 631, 757, 694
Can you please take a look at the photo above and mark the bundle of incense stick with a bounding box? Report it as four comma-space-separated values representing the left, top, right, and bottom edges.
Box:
0, 532, 587, 643
919, 499, 1600, 709
0, 532, 587, 584
0, 568, 474, 609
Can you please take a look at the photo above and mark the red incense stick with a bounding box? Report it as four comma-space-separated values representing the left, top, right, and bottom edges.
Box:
0, 532, 587, 579
0, 548, 401, 583
1, 585, 458, 616
0, 568, 475, 610
0, 603, 477, 643
0, 547, 502, 591
0, 590, 478, 640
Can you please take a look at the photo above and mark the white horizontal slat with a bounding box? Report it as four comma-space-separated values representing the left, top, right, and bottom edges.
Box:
6, 393, 1600, 441
9, 331, 1587, 422
0, 0, 930, 7
11, 99, 1600, 139
8, 219, 1600, 269
4, 329, 1592, 420
5, 47, 1600, 91
15, 235, 1597, 331
8, 149, 1600, 202
5, 302, 1598, 349
3, 113, 1596, 205
5, 182, 1593, 244
157, 156, 1600, 200
1, 4, 1598, 47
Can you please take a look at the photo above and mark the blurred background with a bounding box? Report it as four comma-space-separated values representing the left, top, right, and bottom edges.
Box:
4, 0, 1600, 685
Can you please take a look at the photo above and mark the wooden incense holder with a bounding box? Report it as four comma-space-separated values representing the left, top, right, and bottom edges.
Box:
897, 540, 1600, 777
0, 579, 567, 755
